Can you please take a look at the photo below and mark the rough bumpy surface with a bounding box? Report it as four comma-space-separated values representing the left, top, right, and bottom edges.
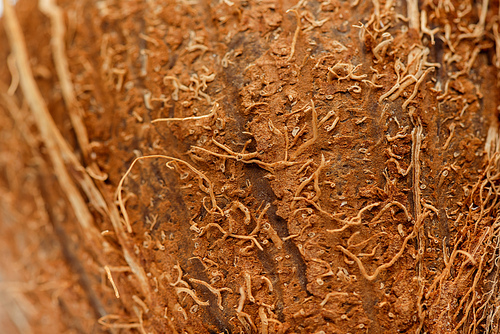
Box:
1, 0, 500, 333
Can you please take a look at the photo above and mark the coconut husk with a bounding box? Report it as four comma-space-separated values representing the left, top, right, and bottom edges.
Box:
1, 0, 500, 333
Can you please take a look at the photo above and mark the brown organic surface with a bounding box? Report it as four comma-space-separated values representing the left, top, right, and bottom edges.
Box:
1, 0, 500, 333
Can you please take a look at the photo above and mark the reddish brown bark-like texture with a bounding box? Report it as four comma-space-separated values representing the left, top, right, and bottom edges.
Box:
1, 0, 500, 333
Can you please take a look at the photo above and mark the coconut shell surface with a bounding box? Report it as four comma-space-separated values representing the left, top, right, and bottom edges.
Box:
1, 0, 500, 333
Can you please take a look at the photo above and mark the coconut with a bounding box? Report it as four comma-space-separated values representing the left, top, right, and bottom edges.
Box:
1, 0, 499, 333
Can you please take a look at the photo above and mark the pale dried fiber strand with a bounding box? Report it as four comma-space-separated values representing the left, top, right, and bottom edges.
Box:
2, 0, 152, 304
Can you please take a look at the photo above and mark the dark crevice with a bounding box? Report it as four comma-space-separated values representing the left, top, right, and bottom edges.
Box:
38, 173, 107, 321
158, 158, 233, 333
219, 62, 311, 322
245, 164, 311, 295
